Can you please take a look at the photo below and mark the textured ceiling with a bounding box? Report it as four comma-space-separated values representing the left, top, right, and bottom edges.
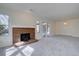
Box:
0, 3, 79, 20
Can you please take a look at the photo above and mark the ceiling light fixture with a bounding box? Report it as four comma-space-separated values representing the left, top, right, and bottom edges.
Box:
64, 22, 67, 25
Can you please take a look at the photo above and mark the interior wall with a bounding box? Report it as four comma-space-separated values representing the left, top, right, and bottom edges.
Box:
55, 19, 79, 37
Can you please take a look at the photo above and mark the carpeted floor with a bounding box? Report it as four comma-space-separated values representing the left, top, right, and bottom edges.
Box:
0, 35, 79, 56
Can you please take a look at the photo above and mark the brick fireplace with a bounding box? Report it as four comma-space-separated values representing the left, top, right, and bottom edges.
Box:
12, 27, 37, 44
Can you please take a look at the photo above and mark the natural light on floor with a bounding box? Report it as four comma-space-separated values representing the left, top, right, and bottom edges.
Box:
6, 46, 34, 56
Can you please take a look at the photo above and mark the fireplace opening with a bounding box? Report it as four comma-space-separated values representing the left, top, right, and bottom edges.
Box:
20, 33, 30, 41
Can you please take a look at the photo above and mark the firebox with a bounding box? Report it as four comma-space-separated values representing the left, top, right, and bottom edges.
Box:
20, 33, 30, 41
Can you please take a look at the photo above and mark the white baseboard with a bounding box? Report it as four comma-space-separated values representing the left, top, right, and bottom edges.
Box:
54, 34, 79, 38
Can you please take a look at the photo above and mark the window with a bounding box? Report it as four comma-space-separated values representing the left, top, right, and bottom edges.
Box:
0, 14, 9, 34
36, 21, 40, 33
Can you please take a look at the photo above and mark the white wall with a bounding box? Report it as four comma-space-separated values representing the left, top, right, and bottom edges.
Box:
55, 19, 79, 37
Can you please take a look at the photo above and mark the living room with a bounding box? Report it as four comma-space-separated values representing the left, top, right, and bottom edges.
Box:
0, 3, 79, 56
